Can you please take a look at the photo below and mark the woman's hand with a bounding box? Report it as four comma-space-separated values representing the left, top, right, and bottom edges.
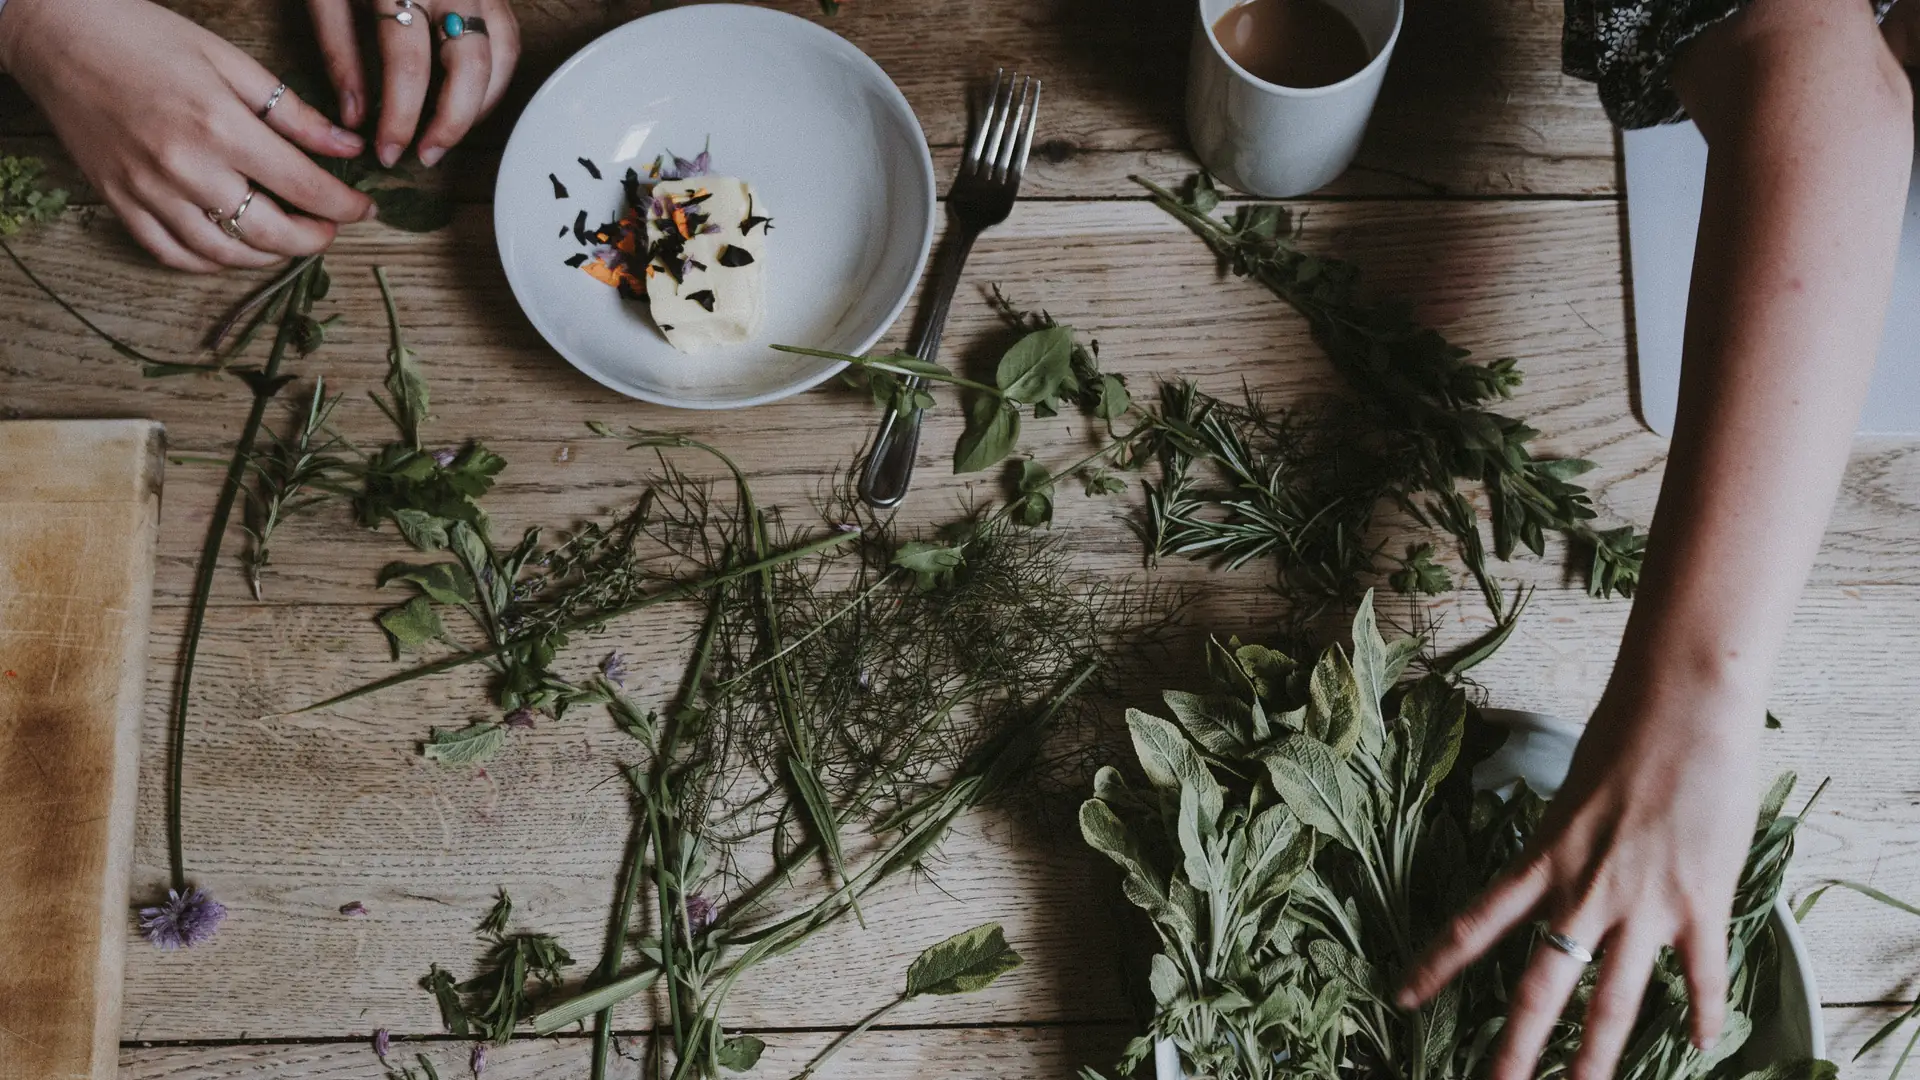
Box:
308, 0, 519, 168
0, 0, 376, 272
1397, 671, 1765, 1080
1403, 2, 1908, 1077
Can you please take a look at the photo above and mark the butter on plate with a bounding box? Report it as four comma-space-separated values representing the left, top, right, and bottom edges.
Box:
643, 177, 769, 351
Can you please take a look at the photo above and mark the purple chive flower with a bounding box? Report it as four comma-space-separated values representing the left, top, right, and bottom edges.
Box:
137, 886, 227, 949
431, 447, 458, 468
834, 522, 860, 534
658, 150, 711, 181
600, 651, 630, 687
340, 900, 370, 917
685, 893, 717, 933
373, 1028, 392, 1061
471, 1042, 487, 1077
503, 707, 537, 730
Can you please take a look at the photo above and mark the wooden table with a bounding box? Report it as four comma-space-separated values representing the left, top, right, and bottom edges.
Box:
2, 1, 1917, 1076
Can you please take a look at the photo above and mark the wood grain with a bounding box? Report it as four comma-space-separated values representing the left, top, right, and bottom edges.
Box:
0, 420, 163, 1080
0, 0, 1615, 199
110, 1006, 1920, 1079
110, 583, 1920, 1040
0, 0, 1913, 1065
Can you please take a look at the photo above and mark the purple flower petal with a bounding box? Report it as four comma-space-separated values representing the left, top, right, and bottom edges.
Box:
431, 447, 458, 468
137, 886, 227, 949
503, 707, 537, 730
373, 1028, 392, 1061
600, 651, 630, 688
471, 1042, 487, 1077
340, 900, 370, 917
685, 893, 717, 934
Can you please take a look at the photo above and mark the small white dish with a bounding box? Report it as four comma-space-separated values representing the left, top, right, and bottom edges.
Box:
494, 4, 936, 409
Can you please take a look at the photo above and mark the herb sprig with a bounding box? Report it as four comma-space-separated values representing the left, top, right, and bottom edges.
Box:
1082, 594, 1821, 1080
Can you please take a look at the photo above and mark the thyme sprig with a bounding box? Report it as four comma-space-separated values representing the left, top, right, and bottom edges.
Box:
1135, 173, 1645, 606
241, 376, 354, 599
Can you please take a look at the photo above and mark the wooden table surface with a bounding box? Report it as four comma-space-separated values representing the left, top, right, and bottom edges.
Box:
2, 1, 1917, 1076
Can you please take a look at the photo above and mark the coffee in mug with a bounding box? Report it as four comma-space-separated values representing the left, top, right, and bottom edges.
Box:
1211, 0, 1371, 90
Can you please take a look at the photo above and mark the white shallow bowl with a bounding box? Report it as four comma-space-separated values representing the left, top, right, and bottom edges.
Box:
1154, 708, 1824, 1079
494, 4, 936, 409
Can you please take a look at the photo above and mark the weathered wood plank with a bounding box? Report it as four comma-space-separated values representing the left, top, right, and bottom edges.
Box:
112, 582, 1920, 1039
115, 1007, 1920, 1079
0, 0, 1615, 199
2, 199, 1910, 601
119, 1025, 1140, 1079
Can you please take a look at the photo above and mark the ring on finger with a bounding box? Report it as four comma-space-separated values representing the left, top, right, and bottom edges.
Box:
260, 82, 289, 119
378, 0, 426, 27
436, 12, 487, 39
222, 189, 257, 240
1541, 929, 1597, 965
203, 205, 228, 226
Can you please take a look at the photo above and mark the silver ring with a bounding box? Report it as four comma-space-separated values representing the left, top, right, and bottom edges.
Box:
260, 82, 288, 119
223, 189, 256, 240
379, 0, 423, 26
1542, 930, 1596, 965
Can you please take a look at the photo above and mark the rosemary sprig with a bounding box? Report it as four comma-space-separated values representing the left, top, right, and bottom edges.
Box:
241, 376, 354, 599
290, 530, 862, 714
1135, 172, 1645, 604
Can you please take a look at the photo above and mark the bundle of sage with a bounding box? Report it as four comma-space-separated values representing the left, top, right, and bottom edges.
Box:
1078, 595, 1822, 1080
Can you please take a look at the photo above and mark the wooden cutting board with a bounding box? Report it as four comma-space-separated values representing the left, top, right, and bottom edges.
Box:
0, 420, 164, 1080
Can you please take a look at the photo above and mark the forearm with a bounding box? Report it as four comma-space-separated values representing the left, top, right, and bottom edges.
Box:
1616, 0, 1911, 720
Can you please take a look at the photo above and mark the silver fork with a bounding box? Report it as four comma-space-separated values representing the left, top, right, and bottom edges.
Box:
857, 69, 1041, 509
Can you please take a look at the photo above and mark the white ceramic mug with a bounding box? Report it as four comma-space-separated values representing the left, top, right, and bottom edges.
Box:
1185, 0, 1404, 197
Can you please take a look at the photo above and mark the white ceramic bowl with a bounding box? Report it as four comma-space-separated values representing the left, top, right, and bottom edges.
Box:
494, 4, 936, 409
1153, 709, 1824, 1078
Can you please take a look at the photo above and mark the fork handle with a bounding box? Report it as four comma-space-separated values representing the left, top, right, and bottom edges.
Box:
857, 226, 979, 509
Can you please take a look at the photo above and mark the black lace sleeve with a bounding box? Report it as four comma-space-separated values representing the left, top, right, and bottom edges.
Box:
1563, 0, 1899, 129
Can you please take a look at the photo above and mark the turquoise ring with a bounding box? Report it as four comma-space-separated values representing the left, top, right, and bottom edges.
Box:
438, 12, 487, 39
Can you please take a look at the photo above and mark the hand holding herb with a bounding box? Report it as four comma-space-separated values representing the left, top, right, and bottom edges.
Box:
0, 0, 374, 271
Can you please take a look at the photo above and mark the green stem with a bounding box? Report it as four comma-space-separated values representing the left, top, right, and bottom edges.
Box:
290, 530, 859, 714
591, 803, 650, 1080
792, 995, 908, 1080
649, 792, 688, 1066
0, 237, 174, 369
166, 259, 321, 892
770, 343, 1005, 397
208, 253, 319, 355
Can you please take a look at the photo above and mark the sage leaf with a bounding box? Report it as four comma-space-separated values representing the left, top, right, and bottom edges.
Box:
379, 595, 444, 656
1163, 690, 1249, 755
392, 508, 451, 551
717, 1034, 766, 1072
1262, 735, 1360, 849
1126, 709, 1223, 825
421, 720, 506, 765
904, 922, 1022, 995
378, 561, 476, 604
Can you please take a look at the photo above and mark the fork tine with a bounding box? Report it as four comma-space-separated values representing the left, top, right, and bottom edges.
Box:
976, 73, 1018, 179
993, 77, 1033, 181
966, 68, 1003, 172
1011, 79, 1041, 183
